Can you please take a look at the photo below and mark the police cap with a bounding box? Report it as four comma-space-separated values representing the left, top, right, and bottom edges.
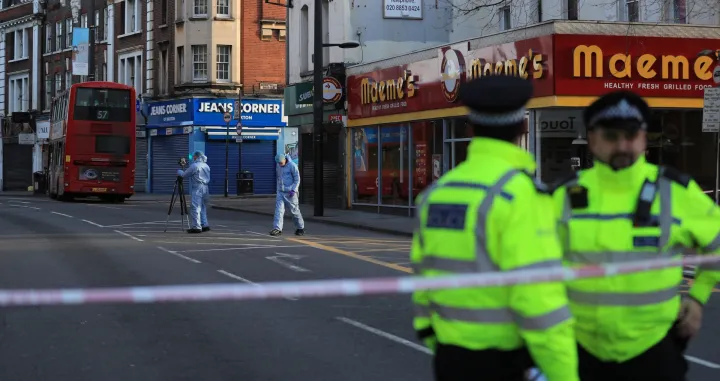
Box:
583, 91, 651, 131
458, 75, 533, 128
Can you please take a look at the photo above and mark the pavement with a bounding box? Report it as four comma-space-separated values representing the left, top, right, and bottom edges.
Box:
0, 194, 717, 380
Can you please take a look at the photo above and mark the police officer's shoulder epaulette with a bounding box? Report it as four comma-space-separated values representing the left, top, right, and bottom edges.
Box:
548, 172, 579, 194
660, 166, 692, 188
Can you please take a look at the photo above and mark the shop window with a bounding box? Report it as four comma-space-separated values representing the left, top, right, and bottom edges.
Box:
352, 126, 378, 204
379, 125, 410, 206
410, 120, 444, 206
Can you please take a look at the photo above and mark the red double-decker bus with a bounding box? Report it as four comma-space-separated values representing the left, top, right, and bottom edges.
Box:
47, 82, 137, 202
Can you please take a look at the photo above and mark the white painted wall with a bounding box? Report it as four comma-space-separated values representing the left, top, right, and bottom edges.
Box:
287, 0, 455, 84
447, 0, 720, 42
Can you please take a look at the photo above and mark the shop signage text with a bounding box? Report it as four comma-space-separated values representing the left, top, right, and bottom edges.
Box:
573, 44, 715, 81
146, 98, 286, 128
469, 49, 545, 80
360, 70, 417, 109
150, 102, 188, 116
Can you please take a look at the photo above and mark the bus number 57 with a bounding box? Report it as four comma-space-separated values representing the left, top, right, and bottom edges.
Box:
97, 110, 108, 120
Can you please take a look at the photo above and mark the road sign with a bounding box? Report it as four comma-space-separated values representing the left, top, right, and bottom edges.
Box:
136, 99, 141, 112
234, 100, 240, 119
703, 87, 720, 132
235, 137, 244, 143
223, 112, 232, 124
236, 121, 242, 135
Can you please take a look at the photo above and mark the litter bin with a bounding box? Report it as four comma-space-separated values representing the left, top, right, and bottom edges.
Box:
33, 171, 46, 195
236, 171, 254, 195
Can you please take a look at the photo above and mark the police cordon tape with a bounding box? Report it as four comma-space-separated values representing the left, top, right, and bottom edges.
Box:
0, 255, 716, 307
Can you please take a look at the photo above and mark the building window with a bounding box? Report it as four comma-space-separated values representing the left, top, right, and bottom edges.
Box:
56, 21, 63, 51
161, 0, 168, 24
44, 77, 52, 110
45, 23, 53, 53
177, 46, 185, 83
626, 0, 639, 21
499, 6, 511, 30
65, 71, 72, 90
217, 0, 229, 16
95, 10, 100, 41
119, 51, 143, 94
103, 8, 108, 40
567, 0, 578, 20
177, 0, 185, 19
191, 45, 208, 81
300, 5, 309, 72
124, 0, 140, 33
14, 28, 28, 60
672, 0, 686, 23
81, 14, 88, 28
55, 73, 62, 96
65, 19, 73, 48
8, 73, 29, 113
159, 50, 168, 94
216, 45, 230, 82
193, 0, 207, 16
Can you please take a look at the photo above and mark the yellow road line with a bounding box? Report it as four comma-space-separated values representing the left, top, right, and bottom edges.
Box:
287, 237, 413, 274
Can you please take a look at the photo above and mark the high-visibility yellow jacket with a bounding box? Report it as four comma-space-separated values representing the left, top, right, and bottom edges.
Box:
552, 156, 720, 362
412, 137, 578, 381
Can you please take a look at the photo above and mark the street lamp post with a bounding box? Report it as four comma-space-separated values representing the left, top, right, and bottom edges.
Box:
312, 0, 359, 216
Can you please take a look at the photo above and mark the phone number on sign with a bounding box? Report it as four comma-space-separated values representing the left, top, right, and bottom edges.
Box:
385, 4, 421, 12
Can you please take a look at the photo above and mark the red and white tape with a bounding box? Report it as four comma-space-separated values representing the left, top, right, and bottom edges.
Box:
0, 255, 717, 307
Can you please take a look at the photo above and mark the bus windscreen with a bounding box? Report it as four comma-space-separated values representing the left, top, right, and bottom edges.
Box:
73, 88, 132, 122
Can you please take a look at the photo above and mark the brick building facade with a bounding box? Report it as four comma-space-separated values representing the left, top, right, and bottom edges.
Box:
241, 0, 286, 96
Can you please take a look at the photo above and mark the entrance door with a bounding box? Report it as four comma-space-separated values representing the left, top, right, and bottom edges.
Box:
2, 142, 33, 191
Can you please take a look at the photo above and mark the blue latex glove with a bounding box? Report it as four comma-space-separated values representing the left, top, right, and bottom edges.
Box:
177, 169, 184, 177
289, 190, 296, 197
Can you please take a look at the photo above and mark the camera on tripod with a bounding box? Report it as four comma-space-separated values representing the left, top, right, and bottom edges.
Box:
178, 157, 188, 169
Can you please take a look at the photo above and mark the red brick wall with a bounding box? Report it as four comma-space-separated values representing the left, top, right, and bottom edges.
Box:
241, 0, 286, 93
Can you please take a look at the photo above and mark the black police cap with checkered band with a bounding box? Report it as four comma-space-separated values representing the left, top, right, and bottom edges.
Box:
458, 75, 533, 128
583, 91, 652, 130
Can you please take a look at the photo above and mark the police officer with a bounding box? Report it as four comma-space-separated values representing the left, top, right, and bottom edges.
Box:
411, 75, 578, 381
551, 91, 720, 381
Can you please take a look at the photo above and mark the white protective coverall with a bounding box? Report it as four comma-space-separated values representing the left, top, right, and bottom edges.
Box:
273, 153, 304, 232
177, 152, 211, 230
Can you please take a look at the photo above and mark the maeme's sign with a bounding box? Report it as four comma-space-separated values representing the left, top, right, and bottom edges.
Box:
360, 70, 417, 105
468, 49, 545, 80
572, 44, 716, 80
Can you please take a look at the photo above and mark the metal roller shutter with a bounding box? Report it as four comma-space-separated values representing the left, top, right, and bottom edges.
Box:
151, 134, 190, 194
241, 141, 276, 195
135, 137, 148, 192
205, 141, 239, 195
2, 141, 33, 191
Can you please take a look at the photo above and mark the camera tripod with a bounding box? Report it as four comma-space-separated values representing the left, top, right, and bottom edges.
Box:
164, 174, 191, 232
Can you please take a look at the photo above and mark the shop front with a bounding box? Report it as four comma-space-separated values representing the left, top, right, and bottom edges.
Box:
145, 98, 285, 195
283, 80, 349, 209
346, 21, 720, 214
200, 98, 284, 195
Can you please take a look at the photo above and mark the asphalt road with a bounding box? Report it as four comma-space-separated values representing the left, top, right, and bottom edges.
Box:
0, 195, 718, 380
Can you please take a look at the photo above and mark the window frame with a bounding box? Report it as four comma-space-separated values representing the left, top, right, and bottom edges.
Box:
65, 18, 73, 48
216, 45, 231, 83
193, 0, 208, 16
191, 44, 208, 82
55, 21, 63, 51
125, 0, 141, 33
8, 73, 30, 113
216, 0, 230, 17
118, 50, 144, 95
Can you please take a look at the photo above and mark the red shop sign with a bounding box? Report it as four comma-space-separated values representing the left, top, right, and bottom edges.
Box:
346, 36, 555, 120
553, 34, 717, 98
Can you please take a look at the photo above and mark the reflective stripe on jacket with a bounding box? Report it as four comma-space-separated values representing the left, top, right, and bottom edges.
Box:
552, 155, 720, 362
411, 137, 578, 381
